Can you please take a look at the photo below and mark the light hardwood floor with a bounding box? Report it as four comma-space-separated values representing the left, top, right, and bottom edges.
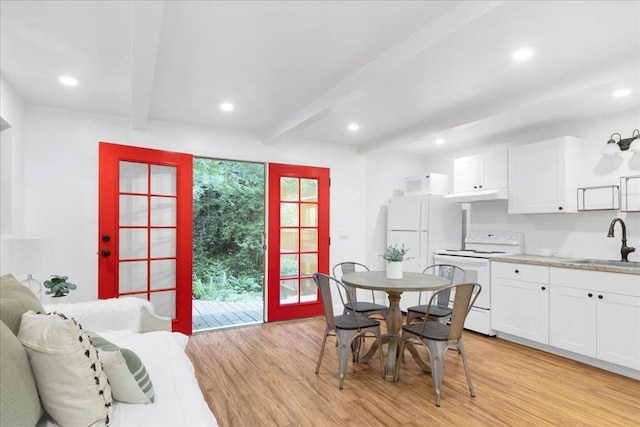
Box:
186, 316, 640, 426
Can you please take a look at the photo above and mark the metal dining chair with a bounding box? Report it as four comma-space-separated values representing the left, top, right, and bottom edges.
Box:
405, 264, 465, 325
313, 273, 385, 389
397, 282, 481, 406
332, 262, 388, 319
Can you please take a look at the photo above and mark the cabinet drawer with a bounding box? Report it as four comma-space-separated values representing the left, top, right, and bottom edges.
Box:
492, 262, 549, 283
550, 267, 640, 296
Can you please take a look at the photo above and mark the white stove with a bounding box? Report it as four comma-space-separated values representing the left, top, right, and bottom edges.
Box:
433, 231, 524, 336
438, 231, 524, 258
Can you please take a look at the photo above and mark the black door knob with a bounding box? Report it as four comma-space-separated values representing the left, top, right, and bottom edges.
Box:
598, 295, 603, 299
101, 234, 111, 243
101, 250, 111, 257
588, 293, 593, 297
541, 286, 546, 291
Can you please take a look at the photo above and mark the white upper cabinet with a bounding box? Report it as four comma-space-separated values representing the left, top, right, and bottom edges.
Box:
508, 136, 581, 214
453, 149, 507, 193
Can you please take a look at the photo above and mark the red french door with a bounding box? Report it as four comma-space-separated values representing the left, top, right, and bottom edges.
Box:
98, 142, 193, 334
267, 163, 330, 321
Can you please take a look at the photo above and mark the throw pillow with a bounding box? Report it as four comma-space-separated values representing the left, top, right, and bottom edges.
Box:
0, 274, 45, 335
17, 311, 112, 427
87, 332, 155, 404
0, 320, 44, 427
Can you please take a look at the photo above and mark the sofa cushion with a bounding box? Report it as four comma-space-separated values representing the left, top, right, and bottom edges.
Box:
18, 311, 112, 427
88, 333, 155, 404
0, 320, 44, 427
0, 274, 45, 335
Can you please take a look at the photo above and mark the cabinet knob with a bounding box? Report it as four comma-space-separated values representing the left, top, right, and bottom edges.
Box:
558, 206, 563, 211
479, 185, 483, 188
541, 286, 546, 291
101, 249, 111, 257
588, 293, 593, 298
514, 269, 519, 273
473, 186, 477, 189
598, 295, 603, 299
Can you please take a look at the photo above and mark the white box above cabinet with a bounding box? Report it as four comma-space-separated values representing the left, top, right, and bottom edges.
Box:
404, 173, 449, 196
508, 136, 581, 214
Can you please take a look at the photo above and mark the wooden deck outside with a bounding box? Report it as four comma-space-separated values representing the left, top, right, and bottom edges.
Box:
193, 300, 263, 331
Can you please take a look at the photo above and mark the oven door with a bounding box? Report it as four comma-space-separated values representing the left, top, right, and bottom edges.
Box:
433, 254, 494, 335
433, 254, 491, 309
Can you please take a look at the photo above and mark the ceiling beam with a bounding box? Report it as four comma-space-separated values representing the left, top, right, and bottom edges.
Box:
131, 1, 165, 130
262, 0, 504, 144
360, 59, 639, 153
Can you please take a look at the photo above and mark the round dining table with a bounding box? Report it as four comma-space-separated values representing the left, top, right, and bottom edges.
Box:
341, 270, 450, 381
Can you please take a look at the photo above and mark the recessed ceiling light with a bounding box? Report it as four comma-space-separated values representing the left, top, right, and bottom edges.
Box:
512, 47, 533, 62
612, 88, 631, 98
58, 75, 78, 87
434, 138, 445, 145
347, 123, 359, 132
220, 102, 234, 112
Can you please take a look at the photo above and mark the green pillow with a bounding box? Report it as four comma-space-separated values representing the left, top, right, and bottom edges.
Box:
0, 320, 44, 427
88, 333, 155, 404
0, 274, 45, 335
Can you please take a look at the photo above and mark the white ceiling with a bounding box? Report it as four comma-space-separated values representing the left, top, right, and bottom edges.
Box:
1, 1, 638, 154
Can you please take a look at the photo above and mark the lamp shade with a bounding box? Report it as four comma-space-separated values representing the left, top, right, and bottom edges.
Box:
5, 239, 53, 274
629, 130, 640, 152
602, 140, 620, 155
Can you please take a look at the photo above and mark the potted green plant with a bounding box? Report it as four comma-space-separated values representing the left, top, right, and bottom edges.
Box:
382, 244, 409, 279
43, 275, 77, 298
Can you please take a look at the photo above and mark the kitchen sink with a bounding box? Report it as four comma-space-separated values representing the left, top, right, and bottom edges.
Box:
570, 259, 640, 269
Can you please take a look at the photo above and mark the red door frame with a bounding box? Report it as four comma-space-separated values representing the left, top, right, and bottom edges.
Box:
267, 163, 329, 321
98, 142, 193, 334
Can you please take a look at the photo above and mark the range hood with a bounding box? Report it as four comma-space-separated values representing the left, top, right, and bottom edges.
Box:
443, 188, 508, 203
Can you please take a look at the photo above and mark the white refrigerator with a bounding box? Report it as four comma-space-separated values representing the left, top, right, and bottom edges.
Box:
387, 194, 462, 311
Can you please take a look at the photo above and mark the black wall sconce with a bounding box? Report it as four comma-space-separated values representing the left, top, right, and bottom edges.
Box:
602, 129, 640, 155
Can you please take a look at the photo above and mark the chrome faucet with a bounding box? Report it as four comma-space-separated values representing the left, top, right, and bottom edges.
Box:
607, 218, 635, 262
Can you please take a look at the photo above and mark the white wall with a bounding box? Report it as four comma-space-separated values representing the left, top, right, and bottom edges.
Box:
14, 105, 370, 302
422, 109, 640, 260
0, 75, 27, 270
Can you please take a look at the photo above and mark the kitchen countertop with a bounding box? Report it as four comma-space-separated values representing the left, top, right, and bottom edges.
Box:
491, 254, 640, 275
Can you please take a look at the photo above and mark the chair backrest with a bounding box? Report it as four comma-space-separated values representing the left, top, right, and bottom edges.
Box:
420, 264, 466, 306
419, 283, 481, 340
332, 262, 370, 304
313, 273, 365, 330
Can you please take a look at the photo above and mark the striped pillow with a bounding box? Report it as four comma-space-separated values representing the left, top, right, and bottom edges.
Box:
88, 333, 155, 404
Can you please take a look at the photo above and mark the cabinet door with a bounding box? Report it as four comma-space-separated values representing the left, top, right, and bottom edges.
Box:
550, 286, 596, 357
491, 277, 549, 344
453, 155, 478, 193
478, 150, 507, 190
508, 139, 566, 214
597, 292, 640, 370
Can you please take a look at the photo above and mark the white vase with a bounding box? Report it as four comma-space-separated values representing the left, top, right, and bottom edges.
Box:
386, 261, 403, 279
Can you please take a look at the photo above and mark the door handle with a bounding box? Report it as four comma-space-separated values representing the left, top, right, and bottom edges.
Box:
101, 249, 111, 257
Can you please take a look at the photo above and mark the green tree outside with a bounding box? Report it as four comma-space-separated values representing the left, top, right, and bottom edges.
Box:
192, 158, 265, 302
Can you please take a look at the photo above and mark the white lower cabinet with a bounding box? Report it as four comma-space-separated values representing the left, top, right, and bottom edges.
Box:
550, 268, 640, 371
549, 285, 597, 357
491, 262, 549, 344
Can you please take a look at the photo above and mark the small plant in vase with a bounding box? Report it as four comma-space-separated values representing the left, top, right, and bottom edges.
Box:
43, 275, 77, 298
382, 244, 410, 262
382, 244, 410, 279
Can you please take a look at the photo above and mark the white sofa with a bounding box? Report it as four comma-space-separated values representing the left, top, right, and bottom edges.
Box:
0, 274, 218, 427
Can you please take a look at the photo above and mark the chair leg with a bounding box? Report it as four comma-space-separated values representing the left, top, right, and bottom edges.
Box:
425, 340, 448, 407
457, 339, 475, 398
374, 330, 385, 379
336, 330, 353, 389
315, 326, 330, 374
395, 334, 408, 381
